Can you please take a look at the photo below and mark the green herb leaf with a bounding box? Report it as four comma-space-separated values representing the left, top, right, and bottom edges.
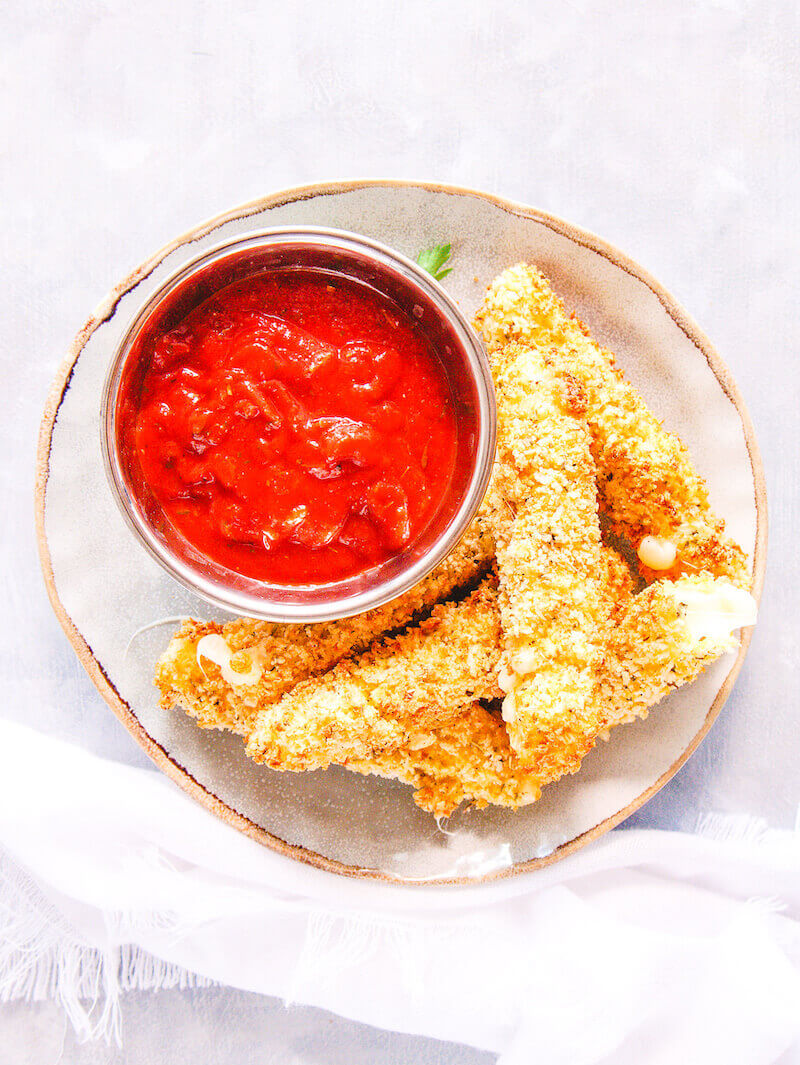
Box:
416, 243, 453, 281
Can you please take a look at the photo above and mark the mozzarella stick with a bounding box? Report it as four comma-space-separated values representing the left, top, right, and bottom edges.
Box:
155, 498, 499, 734
350, 546, 635, 816
596, 574, 757, 732
345, 701, 538, 818
244, 579, 502, 772
354, 572, 755, 816
512, 573, 756, 794
490, 342, 608, 769
474, 264, 749, 586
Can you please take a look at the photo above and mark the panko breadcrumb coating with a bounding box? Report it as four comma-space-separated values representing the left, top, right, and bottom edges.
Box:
350, 545, 633, 816
474, 264, 749, 587
244, 579, 502, 772
351, 572, 753, 816
155, 503, 498, 734
346, 702, 538, 818
516, 574, 754, 793
595, 573, 756, 732
601, 541, 636, 623
156, 541, 636, 817
490, 342, 607, 769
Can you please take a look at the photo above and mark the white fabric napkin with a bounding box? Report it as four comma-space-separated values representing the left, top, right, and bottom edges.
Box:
0, 716, 798, 1064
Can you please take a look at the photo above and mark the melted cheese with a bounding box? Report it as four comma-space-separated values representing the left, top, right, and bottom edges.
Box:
497, 666, 517, 694
637, 535, 677, 570
511, 647, 539, 677
501, 690, 517, 723
196, 634, 264, 687
674, 581, 757, 644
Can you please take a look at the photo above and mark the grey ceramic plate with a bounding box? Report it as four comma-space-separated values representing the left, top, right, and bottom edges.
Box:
36, 180, 766, 884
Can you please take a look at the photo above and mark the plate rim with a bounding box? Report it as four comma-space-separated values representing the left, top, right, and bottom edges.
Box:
34, 178, 769, 885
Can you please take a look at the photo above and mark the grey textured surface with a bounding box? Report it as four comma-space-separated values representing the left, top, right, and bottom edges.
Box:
0, 992, 495, 1065
2, 0, 798, 1061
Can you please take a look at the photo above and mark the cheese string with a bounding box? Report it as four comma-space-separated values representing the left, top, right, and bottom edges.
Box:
123, 617, 190, 664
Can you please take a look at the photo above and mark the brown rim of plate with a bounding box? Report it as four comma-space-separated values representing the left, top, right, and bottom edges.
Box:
34, 179, 769, 887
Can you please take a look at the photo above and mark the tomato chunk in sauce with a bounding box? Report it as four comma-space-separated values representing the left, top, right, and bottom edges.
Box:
120, 271, 458, 584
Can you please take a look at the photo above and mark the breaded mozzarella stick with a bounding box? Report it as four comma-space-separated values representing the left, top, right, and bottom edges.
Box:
595, 574, 757, 732
351, 547, 635, 816
474, 264, 749, 586
490, 342, 608, 769
353, 574, 755, 816
244, 579, 502, 772
155, 503, 498, 734
346, 701, 538, 818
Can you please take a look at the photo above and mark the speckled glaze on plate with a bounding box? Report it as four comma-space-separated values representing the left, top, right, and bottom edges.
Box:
36, 181, 767, 884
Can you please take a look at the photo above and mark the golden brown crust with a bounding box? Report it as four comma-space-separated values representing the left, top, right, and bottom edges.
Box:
244, 578, 502, 772
474, 264, 749, 587
353, 573, 740, 815
346, 701, 540, 817
489, 343, 607, 769
352, 544, 633, 815
154, 511, 497, 734
595, 574, 742, 732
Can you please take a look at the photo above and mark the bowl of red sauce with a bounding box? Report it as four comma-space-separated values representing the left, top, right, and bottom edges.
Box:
101, 227, 496, 621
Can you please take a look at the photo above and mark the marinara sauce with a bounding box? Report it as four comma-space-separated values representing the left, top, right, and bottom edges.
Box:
119, 271, 458, 584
